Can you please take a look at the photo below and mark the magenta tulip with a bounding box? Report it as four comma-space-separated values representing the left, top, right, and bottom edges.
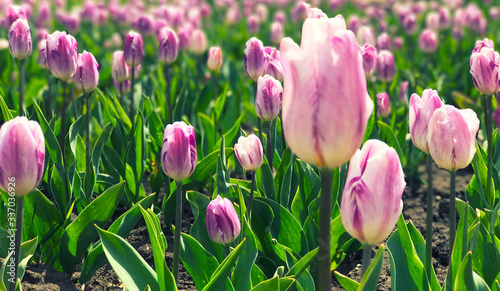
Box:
234, 134, 263, 171
158, 28, 179, 65
206, 195, 241, 244
361, 44, 377, 77
111, 51, 130, 83
255, 75, 283, 122
470, 42, 500, 95
376, 50, 396, 83
207, 46, 222, 72
123, 31, 143, 68
409, 89, 444, 153
244, 37, 268, 81
161, 121, 197, 181
376, 32, 391, 51
377, 93, 391, 118
419, 29, 438, 53
263, 47, 284, 82
38, 40, 49, 70
74, 51, 99, 93
9, 19, 31, 60
46, 31, 78, 81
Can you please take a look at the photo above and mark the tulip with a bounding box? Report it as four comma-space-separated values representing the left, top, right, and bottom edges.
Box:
341, 139, 405, 245
470, 44, 500, 95
207, 46, 222, 72
9, 19, 31, 60
439, 8, 451, 29
255, 75, 283, 122
177, 25, 192, 50
37, 28, 48, 42
6, 5, 27, 29
409, 89, 444, 153
274, 11, 286, 24
426, 12, 440, 30
263, 47, 284, 81
402, 14, 417, 34
38, 40, 49, 70
394, 37, 403, 50
46, 31, 78, 82
134, 14, 155, 36
399, 81, 409, 105
428, 105, 479, 171
270, 21, 284, 45
123, 31, 143, 68
347, 15, 360, 34
377, 93, 391, 118
472, 39, 494, 54
206, 195, 241, 244
361, 44, 377, 77
114, 79, 131, 93
189, 29, 207, 55
376, 50, 395, 83
0, 117, 45, 196
419, 29, 438, 53
158, 28, 179, 65
376, 32, 391, 51
308, 8, 328, 19
247, 15, 259, 33
291, 1, 310, 22
244, 37, 268, 81
161, 121, 197, 182
74, 51, 99, 93
111, 51, 130, 83
234, 134, 263, 171
357, 26, 374, 46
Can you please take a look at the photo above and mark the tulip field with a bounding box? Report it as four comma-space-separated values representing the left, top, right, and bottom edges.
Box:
1, 0, 500, 290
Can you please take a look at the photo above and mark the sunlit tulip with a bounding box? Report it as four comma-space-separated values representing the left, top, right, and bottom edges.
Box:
244, 37, 268, 81
263, 47, 284, 81
376, 50, 395, 83
419, 29, 438, 53
206, 195, 241, 244
402, 14, 417, 34
341, 139, 405, 245
428, 105, 479, 171
308, 8, 328, 19
426, 12, 440, 30
270, 21, 284, 44
399, 81, 409, 105
247, 15, 259, 33
280, 16, 373, 169
161, 121, 197, 181
6, 5, 27, 29
207, 46, 222, 72
123, 31, 143, 68
470, 42, 500, 95
189, 29, 207, 55
255, 75, 283, 121
74, 51, 99, 93
376, 32, 391, 51
46, 31, 78, 81
38, 40, 48, 70
9, 19, 31, 60
111, 51, 130, 82
361, 44, 377, 77
234, 134, 263, 171
0, 117, 45, 196
377, 93, 391, 118
158, 28, 179, 65
409, 89, 444, 153
357, 26, 374, 46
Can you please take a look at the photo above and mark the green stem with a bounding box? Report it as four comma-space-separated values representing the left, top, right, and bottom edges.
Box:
129, 67, 135, 122
449, 170, 456, 261
361, 243, 372, 278
18, 59, 24, 117
318, 169, 334, 291
86, 92, 91, 201
247, 171, 255, 221
119, 82, 124, 108
165, 64, 173, 124
266, 121, 273, 169
173, 181, 183, 285
483, 94, 493, 207
61, 81, 68, 162
72, 86, 77, 118
9, 196, 23, 291
46, 73, 52, 117
425, 154, 434, 280
279, 112, 286, 150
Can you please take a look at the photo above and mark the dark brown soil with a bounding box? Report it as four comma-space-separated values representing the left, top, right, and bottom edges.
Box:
15, 162, 470, 291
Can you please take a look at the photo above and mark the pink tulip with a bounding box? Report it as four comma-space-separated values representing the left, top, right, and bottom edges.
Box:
409, 89, 444, 153
38, 40, 49, 70
377, 93, 391, 118
46, 31, 78, 81
357, 26, 374, 46
341, 139, 405, 245
6, 5, 27, 29
9, 18, 31, 60
270, 21, 284, 45
234, 134, 263, 171
376, 32, 391, 51
158, 27, 179, 65
189, 29, 207, 55
428, 105, 479, 171
244, 37, 268, 81
123, 31, 143, 68
74, 51, 99, 93
361, 44, 377, 77
376, 50, 395, 83
280, 16, 373, 169
402, 14, 417, 34
419, 29, 438, 53
263, 47, 284, 82
255, 75, 283, 121
207, 46, 222, 72
161, 121, 197, 181
470, 43, 500, 95
247, 15, 259, 33
206, 195, 241, 244
111, 51, 130, 82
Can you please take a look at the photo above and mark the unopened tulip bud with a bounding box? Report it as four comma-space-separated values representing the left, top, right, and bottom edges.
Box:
38, 40, 49, 69
206, 195, 241, 244
409, 89, 444, 153
439, 8, 450, 29
428, 105, 479, 171
419, 29, 438, 53
394, 37, 403, 50
472, 38, 494, 54
274, 11, 286, 24
376, 32, 391, 51
399, 81, 409, 105
402, 14, 417, 34
341, 139, 405, 245
470, 43, 500, 95
308, 8, 327, 19
161, 121, 197, 181
189, 29, 207, 55
245, 37, 268, 81
6, 5, 27, 29
0, 117, 45, 196
111, 51, 130, 82
37, 28, 48, 42
9, 18, 31, 60
377, 93, 391, 118
361, 44, 377, 77
291, 1, 310, 22
357, 26, 374, 46
158, 28, 179, 65
376, 50, 395, 83
46, 31, 78, 81
256, 3, 268, 22
348, 15, 360, 34
263, 47, 284, 81
234, 134, 263, 171
255, 75, 283, 121
426, 12, 440, 30
247, 15, 259, 33
123, 31, 143, 68
74, 51, 99, 93
207, 46, 222, 71
270, 22, 284, 45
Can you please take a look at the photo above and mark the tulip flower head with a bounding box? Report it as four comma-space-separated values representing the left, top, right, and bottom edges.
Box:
161, 121, 197, 181
280, 15, 373, 169
470, 40, 500, 95
419, 29, 438, 53
361, 44, 377, 77
377, 93, 391, 118
270, 21, 284, 45
74, 51, 99, 93
38, 40, 49, 69
9, 18, 32, 60
6, 5, 27, 29
341, 139, 405, 245
46, 31, 78, 81
189, 29, 207, 55
244, 37, 268, 81
111, 51, 130, 82
263, 47, 284, 81
376, 32, 391, 51
206, 195, 241, 244
376, 50, 396, 83
409, 89, 444, 153
207, 46, 223, 72
123, 31, 143, 68
0, 117, 45, 196
428, 105, 479, 171
234, 134, 263, 171
158, 28, 179, 65
255, 75, 283, 121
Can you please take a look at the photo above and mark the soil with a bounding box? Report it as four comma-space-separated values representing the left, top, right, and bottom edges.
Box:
12, 163, 470, 291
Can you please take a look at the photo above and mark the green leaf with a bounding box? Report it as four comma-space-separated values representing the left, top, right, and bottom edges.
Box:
285, 247, 318, 278
232, 217, 258, 290
180, 232, 219, 290
60, 182, 125, 273
96, 225, 160, 291
378, 121, 403, 161
0, 95, 13, 121
255, 154, 276, 200
359, 245, 385, 291
251, 275, 279, 291
334, 271, 360, 291
0, 237, 38, 291
454, 252, 491, 291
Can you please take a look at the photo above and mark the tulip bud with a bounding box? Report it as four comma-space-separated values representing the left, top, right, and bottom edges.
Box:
255, 75, 283, 121
377, 93, 391, 118
247, 15, 259, 33
402, 14, 417, 34
399, 81, 409, 105
9, 19, 31, 60
161, 121, 197, 181
426, 12, 440, 30
270, 21, 284, 45
428, 105, 479, 171
189, 29, 207, 55
134, 14, 155, 36
341, 139, 405, 245
206, 195, 241, 244
74, 51, 99, 93
472, 38, 494, 54
244, 37, 268, 81
291, 1, 310, 22
419, 29, 438, 53
111, 51, 130, 82
376, 50, 395, 83
394, 37, 403, 50
376, 32, 391, 51
409, 89, 444, 153
158, 28, 179, 65
361, 44, 377, 77
234, 134, 263, 171
46, 31, 78, 81
274, 11, 286, 24
37, 28, 48, 42
6, 5, 27, 29
493, 107, 500, 129
207, 46, 222, 72
347, 15, 360, 34
439, 8, 451, 29
177, 25, 192, 50
357, 26, 374, 46
470, 45, 500, 95
38, 40, 49, 70
263, 47, 284, 82
0, 117, 45, 196
123, 31, 143, 68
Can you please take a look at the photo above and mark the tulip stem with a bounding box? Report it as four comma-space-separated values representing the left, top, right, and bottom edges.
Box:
9, 196, 23, 291
71, 86, 78, 118
46, 73, 52, 117
258, 118, 263, 144
449, 170, 456, 261
279, 112, 286, 150
61, 81, 68, 162
173, 181, 183, 285
164, 64, 173, 124
18, 59, 25, 117
361, 243, 372, 278
119, 82, 124, 108
266, 121, 273, 169
482, 94, 493, 207
425, 154, 434, 280
85, 92, 92, 201
129, 67, 135, 122
318, 169, 334, 291
247, 171, 255, 221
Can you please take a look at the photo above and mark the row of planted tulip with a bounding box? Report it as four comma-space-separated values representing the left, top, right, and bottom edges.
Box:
0, 0, 500, 291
